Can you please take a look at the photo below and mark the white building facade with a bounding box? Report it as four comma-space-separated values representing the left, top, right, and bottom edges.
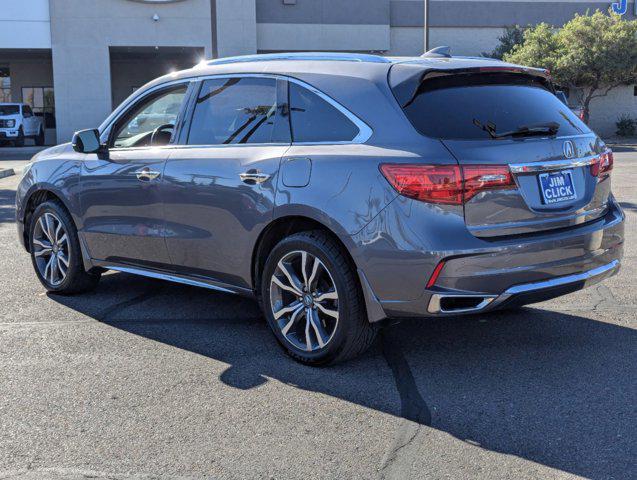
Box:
0, 0, 634, 143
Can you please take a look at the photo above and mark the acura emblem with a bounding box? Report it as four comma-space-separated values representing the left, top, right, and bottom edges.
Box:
563, 140, 576, 159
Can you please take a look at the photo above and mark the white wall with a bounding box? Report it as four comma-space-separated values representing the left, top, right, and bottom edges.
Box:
0, 0, 51, 48
589, 86, 637, 137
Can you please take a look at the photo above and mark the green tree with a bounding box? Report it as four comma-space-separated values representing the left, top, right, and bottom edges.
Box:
486, 25, 525, 60
505, 10, 637, 124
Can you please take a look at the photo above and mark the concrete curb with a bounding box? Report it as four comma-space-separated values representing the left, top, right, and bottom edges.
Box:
0, 168, 16, 179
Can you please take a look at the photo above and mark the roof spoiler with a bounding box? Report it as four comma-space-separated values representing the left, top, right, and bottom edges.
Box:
421, 46, 451, 58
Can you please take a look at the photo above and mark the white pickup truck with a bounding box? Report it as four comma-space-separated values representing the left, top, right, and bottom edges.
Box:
0, 103, 45, 147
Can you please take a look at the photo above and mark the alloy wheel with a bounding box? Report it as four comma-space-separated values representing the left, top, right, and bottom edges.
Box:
32, 212, 70, 286
269, 250, 339, 352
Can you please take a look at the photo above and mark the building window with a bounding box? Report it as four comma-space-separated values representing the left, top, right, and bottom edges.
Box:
22, 87, 56, 129
0, 66, 10, 103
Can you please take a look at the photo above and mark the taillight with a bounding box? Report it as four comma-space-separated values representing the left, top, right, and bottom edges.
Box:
462, 165, 515, 202
380, 164, 515, 205
379, 164, 463, 205
590, 150, 614, 178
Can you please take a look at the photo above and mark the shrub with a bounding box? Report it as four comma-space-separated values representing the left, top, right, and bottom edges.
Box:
616, 114, 637, 137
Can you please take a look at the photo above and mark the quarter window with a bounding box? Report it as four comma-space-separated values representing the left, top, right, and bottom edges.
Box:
289, 83, 359, 143
188, 77, 283, 145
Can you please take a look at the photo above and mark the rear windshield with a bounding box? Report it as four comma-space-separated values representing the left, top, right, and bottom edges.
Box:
0, 105, 19, 116
397, 73, 590, 140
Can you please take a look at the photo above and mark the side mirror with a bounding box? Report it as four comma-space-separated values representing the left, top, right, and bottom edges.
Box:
72, 129, 104, 154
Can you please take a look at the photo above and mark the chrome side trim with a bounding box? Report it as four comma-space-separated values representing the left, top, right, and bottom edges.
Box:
509, 155, 598, 174
502, 260, 619, 296
105, 265, 252, 296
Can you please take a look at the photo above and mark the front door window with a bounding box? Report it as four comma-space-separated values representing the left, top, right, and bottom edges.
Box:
111, 85, 188, 148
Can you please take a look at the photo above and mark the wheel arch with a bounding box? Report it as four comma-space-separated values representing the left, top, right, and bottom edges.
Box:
21, 187, 73, 252
251, 215, 358, 294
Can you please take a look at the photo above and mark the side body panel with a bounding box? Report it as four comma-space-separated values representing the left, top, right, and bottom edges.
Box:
275, 141, 461, 301
78, 148, 172, 268
162, 145, 288, 288
16, 145, 81, 249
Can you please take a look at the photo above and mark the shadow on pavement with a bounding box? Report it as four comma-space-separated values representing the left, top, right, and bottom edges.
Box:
51, 272, 636, 480
619, 201, 637, 213
0, 188, 16, 223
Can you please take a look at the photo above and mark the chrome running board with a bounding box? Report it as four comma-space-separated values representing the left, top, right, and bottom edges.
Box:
104, 265, 253, 296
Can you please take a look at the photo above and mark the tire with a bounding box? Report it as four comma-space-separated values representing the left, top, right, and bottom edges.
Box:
35, 127, 45, 146
28, 200, 101, 294
261, 230, 377, 366
14, 127, 24, 147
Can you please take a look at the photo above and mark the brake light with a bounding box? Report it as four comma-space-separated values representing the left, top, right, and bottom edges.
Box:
462, 165, 515, 202
379, 164, 463, 205
380, 164, 515, 205
590, 150, 614, 178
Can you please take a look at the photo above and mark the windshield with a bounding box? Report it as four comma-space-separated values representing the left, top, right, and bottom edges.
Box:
398, 73, 590, 140
0, 105, 19, 116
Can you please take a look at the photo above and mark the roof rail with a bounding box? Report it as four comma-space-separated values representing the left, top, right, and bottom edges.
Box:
421, 46, 452, 58
202, 52, 392, 67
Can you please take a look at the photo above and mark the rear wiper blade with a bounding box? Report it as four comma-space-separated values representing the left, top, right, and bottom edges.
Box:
494, 122, 560, 139
473, 120, 560, 139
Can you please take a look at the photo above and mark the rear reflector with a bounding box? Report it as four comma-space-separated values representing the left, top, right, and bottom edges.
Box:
380, 163, 515, 205
426, 260, 446, 288
591, 150, 614, 178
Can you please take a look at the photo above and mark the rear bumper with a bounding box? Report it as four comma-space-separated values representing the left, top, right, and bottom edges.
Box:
427, 259, 619, 315
363, 198, 624, 319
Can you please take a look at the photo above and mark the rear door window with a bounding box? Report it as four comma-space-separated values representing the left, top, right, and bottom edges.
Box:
396, 73, 590, 140
289, 83, 359, 143
188, 77, 287, 145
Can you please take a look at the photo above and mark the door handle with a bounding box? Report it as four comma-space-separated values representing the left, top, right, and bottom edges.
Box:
135, 167, 161, 182
239, 170, 271, 184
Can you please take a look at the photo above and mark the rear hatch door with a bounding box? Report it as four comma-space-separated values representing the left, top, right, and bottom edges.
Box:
393, 67, 611, 237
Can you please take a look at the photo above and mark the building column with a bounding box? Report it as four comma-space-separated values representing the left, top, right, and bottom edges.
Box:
214, 0, 257, 58
51, 44, 111, 143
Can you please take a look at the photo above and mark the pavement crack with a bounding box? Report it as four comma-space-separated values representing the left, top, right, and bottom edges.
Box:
379, 329, 432, 478
592, 284, 618, 313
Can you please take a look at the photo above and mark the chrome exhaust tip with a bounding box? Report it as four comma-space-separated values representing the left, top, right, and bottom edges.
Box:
428, 293, 497, 314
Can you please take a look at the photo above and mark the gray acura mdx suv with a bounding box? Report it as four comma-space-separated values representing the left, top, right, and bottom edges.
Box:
16, 52, 624, 365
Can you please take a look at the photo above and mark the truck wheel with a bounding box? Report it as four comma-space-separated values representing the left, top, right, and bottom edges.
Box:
14, 127, 25, 147
35, 127, 45, 146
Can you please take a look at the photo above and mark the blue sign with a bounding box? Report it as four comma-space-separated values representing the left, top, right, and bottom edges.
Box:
611, 0, 628, 15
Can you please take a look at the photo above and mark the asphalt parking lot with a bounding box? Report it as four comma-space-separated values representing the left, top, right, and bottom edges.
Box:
0, 152, 635, 480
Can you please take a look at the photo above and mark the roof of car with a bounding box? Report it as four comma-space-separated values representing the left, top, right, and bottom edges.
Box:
156, 51, 545, 85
